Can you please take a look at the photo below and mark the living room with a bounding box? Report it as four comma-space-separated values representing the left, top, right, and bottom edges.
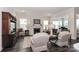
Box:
1, 7, 79, 52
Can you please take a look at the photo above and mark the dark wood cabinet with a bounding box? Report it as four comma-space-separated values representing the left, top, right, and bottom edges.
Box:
2, 12, 17, 49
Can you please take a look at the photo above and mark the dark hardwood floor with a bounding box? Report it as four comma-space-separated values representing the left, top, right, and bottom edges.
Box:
2, 36, 79, 52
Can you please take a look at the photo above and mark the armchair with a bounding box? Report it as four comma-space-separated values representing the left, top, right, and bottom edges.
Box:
48, 31, 71, 51
56, 31, 71, 47
31, 33, 49, 52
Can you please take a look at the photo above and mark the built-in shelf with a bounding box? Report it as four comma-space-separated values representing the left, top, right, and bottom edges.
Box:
2, 12, 17, 50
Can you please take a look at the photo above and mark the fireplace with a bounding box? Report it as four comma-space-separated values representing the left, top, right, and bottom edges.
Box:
34, 28, 40, 34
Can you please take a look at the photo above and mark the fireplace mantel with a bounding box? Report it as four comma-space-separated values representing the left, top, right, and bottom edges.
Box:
33, 24, 41, 28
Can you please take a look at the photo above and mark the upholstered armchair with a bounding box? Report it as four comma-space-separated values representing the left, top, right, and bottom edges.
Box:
31, 33, 49, 52
56, 31, 71, 47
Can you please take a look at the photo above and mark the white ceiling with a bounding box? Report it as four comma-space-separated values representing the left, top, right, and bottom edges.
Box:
11, 7, 71, 17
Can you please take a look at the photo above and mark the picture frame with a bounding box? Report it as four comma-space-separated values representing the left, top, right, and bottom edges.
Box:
34, 19, 40, 24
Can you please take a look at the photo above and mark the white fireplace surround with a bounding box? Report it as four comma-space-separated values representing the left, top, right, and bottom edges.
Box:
33, 24, 41, 28
30, 24, 43, 35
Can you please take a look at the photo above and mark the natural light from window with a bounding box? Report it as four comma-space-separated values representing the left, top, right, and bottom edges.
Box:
20, 18, 27, 30
43, 20, 48, 29
53, 20, 62, 29
52, 19, 68, 29
76, 19, 79, 32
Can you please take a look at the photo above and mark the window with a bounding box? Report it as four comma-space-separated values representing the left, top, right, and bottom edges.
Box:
43, 20, 48, 29
20, 18, 27, 30
76, 19, 79, 32
63, 20, 68, 28
52, 19, 68, 29
53, 20, 62, 29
